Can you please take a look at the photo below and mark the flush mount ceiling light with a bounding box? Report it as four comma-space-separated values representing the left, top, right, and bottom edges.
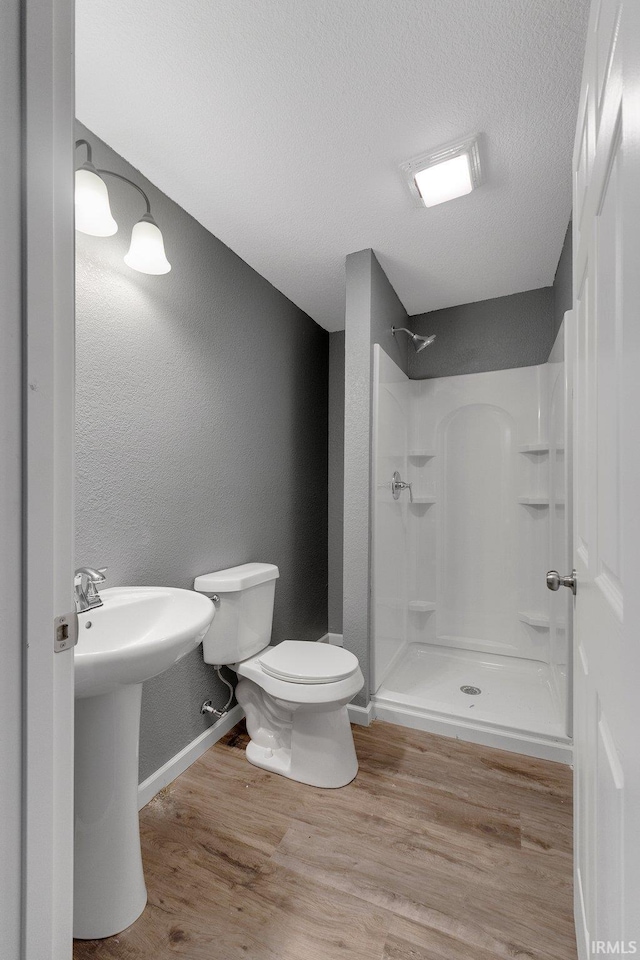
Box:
74, 139, 171, 275
402, 136, 482, 208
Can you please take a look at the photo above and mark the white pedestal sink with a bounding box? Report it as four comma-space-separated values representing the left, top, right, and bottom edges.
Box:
73, 586, 214, 940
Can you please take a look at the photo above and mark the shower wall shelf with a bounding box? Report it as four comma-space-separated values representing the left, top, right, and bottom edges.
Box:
410, 496, 436, 505
408, 450, 435, 459
517, 497, 565, 506
408, 600, 436, 613
518, 443, 564, 454
518, 611, 566, 629
518, 611, 550, 628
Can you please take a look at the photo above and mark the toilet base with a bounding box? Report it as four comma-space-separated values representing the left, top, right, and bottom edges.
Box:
236, 678, 359, 788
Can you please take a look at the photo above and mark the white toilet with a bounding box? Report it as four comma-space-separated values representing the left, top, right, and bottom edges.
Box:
194, 562, 364, 788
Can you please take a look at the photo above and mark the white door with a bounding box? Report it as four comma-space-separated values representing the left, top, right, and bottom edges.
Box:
572, 0, 640, 953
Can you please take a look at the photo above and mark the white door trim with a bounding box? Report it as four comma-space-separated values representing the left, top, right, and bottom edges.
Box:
21, 0, 76, 956
0, 0, 25, 952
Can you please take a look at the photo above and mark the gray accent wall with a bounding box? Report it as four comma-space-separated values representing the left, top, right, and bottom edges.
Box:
409, 221, 572, 380
552, 222, 573, 341
328, 331, 345, 635
408, 287, 555, 380
343, 250, 409, 704
75, 124, 328, 782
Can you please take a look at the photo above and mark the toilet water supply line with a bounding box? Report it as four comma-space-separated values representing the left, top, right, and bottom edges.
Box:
201, 666, 235, 719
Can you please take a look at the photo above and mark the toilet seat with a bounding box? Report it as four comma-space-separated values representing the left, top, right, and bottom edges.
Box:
235, 643, 364, 705
258, 640, 359, 684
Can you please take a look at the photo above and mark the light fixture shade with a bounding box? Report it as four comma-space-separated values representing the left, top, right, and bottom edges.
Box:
124, 214, 171, 275
414, 153, 473, 207
402, 136, 482, 209
75, 166, 118, 236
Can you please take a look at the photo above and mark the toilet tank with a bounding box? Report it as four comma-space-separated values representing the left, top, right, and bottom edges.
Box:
194, 563, 279, 665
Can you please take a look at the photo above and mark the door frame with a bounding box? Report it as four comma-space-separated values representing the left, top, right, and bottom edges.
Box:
1, 0, 76, 956
0, 0, 26, 952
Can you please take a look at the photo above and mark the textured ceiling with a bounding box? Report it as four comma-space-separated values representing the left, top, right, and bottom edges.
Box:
76, 0, 589, 332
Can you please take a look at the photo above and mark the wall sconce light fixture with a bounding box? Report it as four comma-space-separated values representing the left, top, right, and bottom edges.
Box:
75, 140, 171, 275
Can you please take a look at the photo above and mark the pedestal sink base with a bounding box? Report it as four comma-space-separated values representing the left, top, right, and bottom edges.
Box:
74, 684, 147, 939
72, 586, 215, 938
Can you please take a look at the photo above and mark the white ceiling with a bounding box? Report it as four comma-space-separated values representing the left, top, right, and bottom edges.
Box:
76, 0, 589, 332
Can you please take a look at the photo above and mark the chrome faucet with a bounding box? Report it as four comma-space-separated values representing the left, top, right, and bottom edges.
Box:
74, 566, 107, 612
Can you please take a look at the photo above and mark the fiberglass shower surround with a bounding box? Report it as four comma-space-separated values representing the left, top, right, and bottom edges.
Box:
370, 345, 570, 760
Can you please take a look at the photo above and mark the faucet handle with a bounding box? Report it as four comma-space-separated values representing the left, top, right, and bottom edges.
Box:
75, 566, 107, 583
86, 569, 107, 595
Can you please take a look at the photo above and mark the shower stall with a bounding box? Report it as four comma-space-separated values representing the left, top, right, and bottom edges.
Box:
370, 335, 572, 761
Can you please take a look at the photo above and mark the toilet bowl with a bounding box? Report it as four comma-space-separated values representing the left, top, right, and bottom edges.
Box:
235, 641, 363, 787
194, 563, 364, 788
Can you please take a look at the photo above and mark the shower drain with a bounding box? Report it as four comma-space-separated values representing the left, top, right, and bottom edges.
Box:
460, 685, 482, 696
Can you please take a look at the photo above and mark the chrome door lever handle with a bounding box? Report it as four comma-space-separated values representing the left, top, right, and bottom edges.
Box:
546, 569, 577, 595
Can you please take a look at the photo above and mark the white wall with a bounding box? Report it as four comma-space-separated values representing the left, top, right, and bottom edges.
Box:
371, 347, 411, 690
372, 357, 569, 713
410, 364, 551, 661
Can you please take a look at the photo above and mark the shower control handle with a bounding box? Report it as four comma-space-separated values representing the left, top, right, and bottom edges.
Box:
546, 569, 577, 595
391, 471, 413, 502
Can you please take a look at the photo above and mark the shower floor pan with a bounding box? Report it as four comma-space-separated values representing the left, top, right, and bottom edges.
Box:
373, 643, 572, 763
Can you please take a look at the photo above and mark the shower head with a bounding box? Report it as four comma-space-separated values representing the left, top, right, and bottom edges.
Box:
391, 327, 436, 353
414, 334, 436, 352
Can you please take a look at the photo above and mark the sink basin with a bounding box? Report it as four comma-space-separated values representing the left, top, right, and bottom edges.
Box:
75, 586, 215, 698
73, 585, 214, 940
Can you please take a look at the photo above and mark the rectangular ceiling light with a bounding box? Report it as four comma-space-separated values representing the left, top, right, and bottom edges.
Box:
402, 136, 481, 208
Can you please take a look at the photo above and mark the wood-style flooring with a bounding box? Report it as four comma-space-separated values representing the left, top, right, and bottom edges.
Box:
73, 720, 576, 960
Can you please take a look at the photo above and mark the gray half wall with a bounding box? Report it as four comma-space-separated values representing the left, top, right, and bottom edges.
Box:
75, 123, 328, 783
343, 250, 408, 704
328, 331, 345, 634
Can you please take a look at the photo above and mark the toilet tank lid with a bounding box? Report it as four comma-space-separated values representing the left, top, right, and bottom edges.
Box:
194, 562, 279, 593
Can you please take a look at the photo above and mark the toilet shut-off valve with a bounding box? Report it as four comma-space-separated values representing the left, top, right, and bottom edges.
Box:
201, 700, 226, 719
201, 665, 234, 719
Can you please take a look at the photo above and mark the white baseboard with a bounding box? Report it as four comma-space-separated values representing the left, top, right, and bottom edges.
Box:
348, 701, 375, 726
373, 700, 573, 765
318, 632, 343, 646
138, 703, 244, 809
575, 868, 589, 960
